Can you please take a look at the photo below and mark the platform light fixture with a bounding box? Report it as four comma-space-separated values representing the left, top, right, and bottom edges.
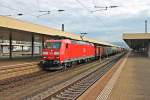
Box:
145, 20, 148, 33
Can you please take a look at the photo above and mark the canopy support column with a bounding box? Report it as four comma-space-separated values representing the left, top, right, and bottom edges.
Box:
148, 40, 150, 58
9, 29, 12, 59
42, 35, 45, 49
31, 33, 34, 57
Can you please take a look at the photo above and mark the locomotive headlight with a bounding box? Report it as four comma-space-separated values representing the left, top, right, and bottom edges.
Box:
54, 51, 60, 55
43, 56, 47, 58
43, 51, 48, 55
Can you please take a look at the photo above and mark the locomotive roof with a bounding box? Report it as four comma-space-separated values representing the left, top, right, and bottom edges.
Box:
0, 16, 118, 47
46, 39, 71, 43
46, 39, 93, 45
123, 33, 150, 39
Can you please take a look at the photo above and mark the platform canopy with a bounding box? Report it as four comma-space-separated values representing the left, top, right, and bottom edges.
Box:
123, 33, 150, 40
0, 16, 116, 47
123, 33, 150, 57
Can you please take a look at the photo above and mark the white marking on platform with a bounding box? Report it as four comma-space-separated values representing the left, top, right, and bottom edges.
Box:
96, 55, 128, 100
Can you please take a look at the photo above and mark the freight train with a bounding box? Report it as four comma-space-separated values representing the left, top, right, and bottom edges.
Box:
40, 39, 124, 70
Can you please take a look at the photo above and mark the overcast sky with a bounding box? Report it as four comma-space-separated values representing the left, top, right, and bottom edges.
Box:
0, 0, 150, 43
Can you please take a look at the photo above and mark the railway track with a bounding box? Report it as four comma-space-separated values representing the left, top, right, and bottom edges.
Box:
0, 62, 40, 80
0, 59, 102, 92
0, 57, 109, 99
50, 55, 122, 100
25, 54, 124, 100
0, 53, 125, 100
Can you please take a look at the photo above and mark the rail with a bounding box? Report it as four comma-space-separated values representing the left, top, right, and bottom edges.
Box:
0, 62, 40, 80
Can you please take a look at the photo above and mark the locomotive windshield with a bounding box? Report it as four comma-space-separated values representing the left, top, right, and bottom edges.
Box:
46, 42, 61, 49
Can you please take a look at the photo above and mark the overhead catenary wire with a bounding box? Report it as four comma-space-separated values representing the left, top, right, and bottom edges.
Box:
74, 0, 111, 39
75, 0, 109, 26
36, 11, 51, 18
0, 0, 63, 30
36, 0, 40, 11
0, 0, 112, 40
0, 4, 20, 12
75, 0, 92, 12
91, 0, 119, 31
92, 0, 96, 6
0, 3, 36, 17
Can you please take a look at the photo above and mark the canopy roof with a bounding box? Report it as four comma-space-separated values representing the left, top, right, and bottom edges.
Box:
0, 16, 117, 47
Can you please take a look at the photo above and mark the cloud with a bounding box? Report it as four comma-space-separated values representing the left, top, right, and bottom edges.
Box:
0, 0, 150, 43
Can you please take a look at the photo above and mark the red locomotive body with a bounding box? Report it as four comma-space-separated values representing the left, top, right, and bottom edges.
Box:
41, 39, 125, 70
41, 39, 95, 70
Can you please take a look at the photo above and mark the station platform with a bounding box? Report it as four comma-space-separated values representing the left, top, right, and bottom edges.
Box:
78, 52, 150, 100
102, 52, 150, 100
0, 57, 40, 67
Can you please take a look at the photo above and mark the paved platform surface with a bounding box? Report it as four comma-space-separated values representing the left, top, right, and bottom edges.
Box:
107, 53, 150, 100
0, 57, 40, 67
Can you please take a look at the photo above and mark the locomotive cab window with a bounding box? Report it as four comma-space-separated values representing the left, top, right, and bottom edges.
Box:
66, 43, 69, 48
46, 42, 61, 49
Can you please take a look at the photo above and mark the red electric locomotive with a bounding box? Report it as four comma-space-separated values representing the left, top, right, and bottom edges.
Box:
41, 39, 95, 70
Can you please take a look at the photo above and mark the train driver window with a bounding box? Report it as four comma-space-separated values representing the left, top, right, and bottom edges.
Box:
66, 43, 68, 48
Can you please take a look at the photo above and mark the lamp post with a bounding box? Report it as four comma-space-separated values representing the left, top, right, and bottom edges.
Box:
62, 24, 64, 31
145, 20, 148, 33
